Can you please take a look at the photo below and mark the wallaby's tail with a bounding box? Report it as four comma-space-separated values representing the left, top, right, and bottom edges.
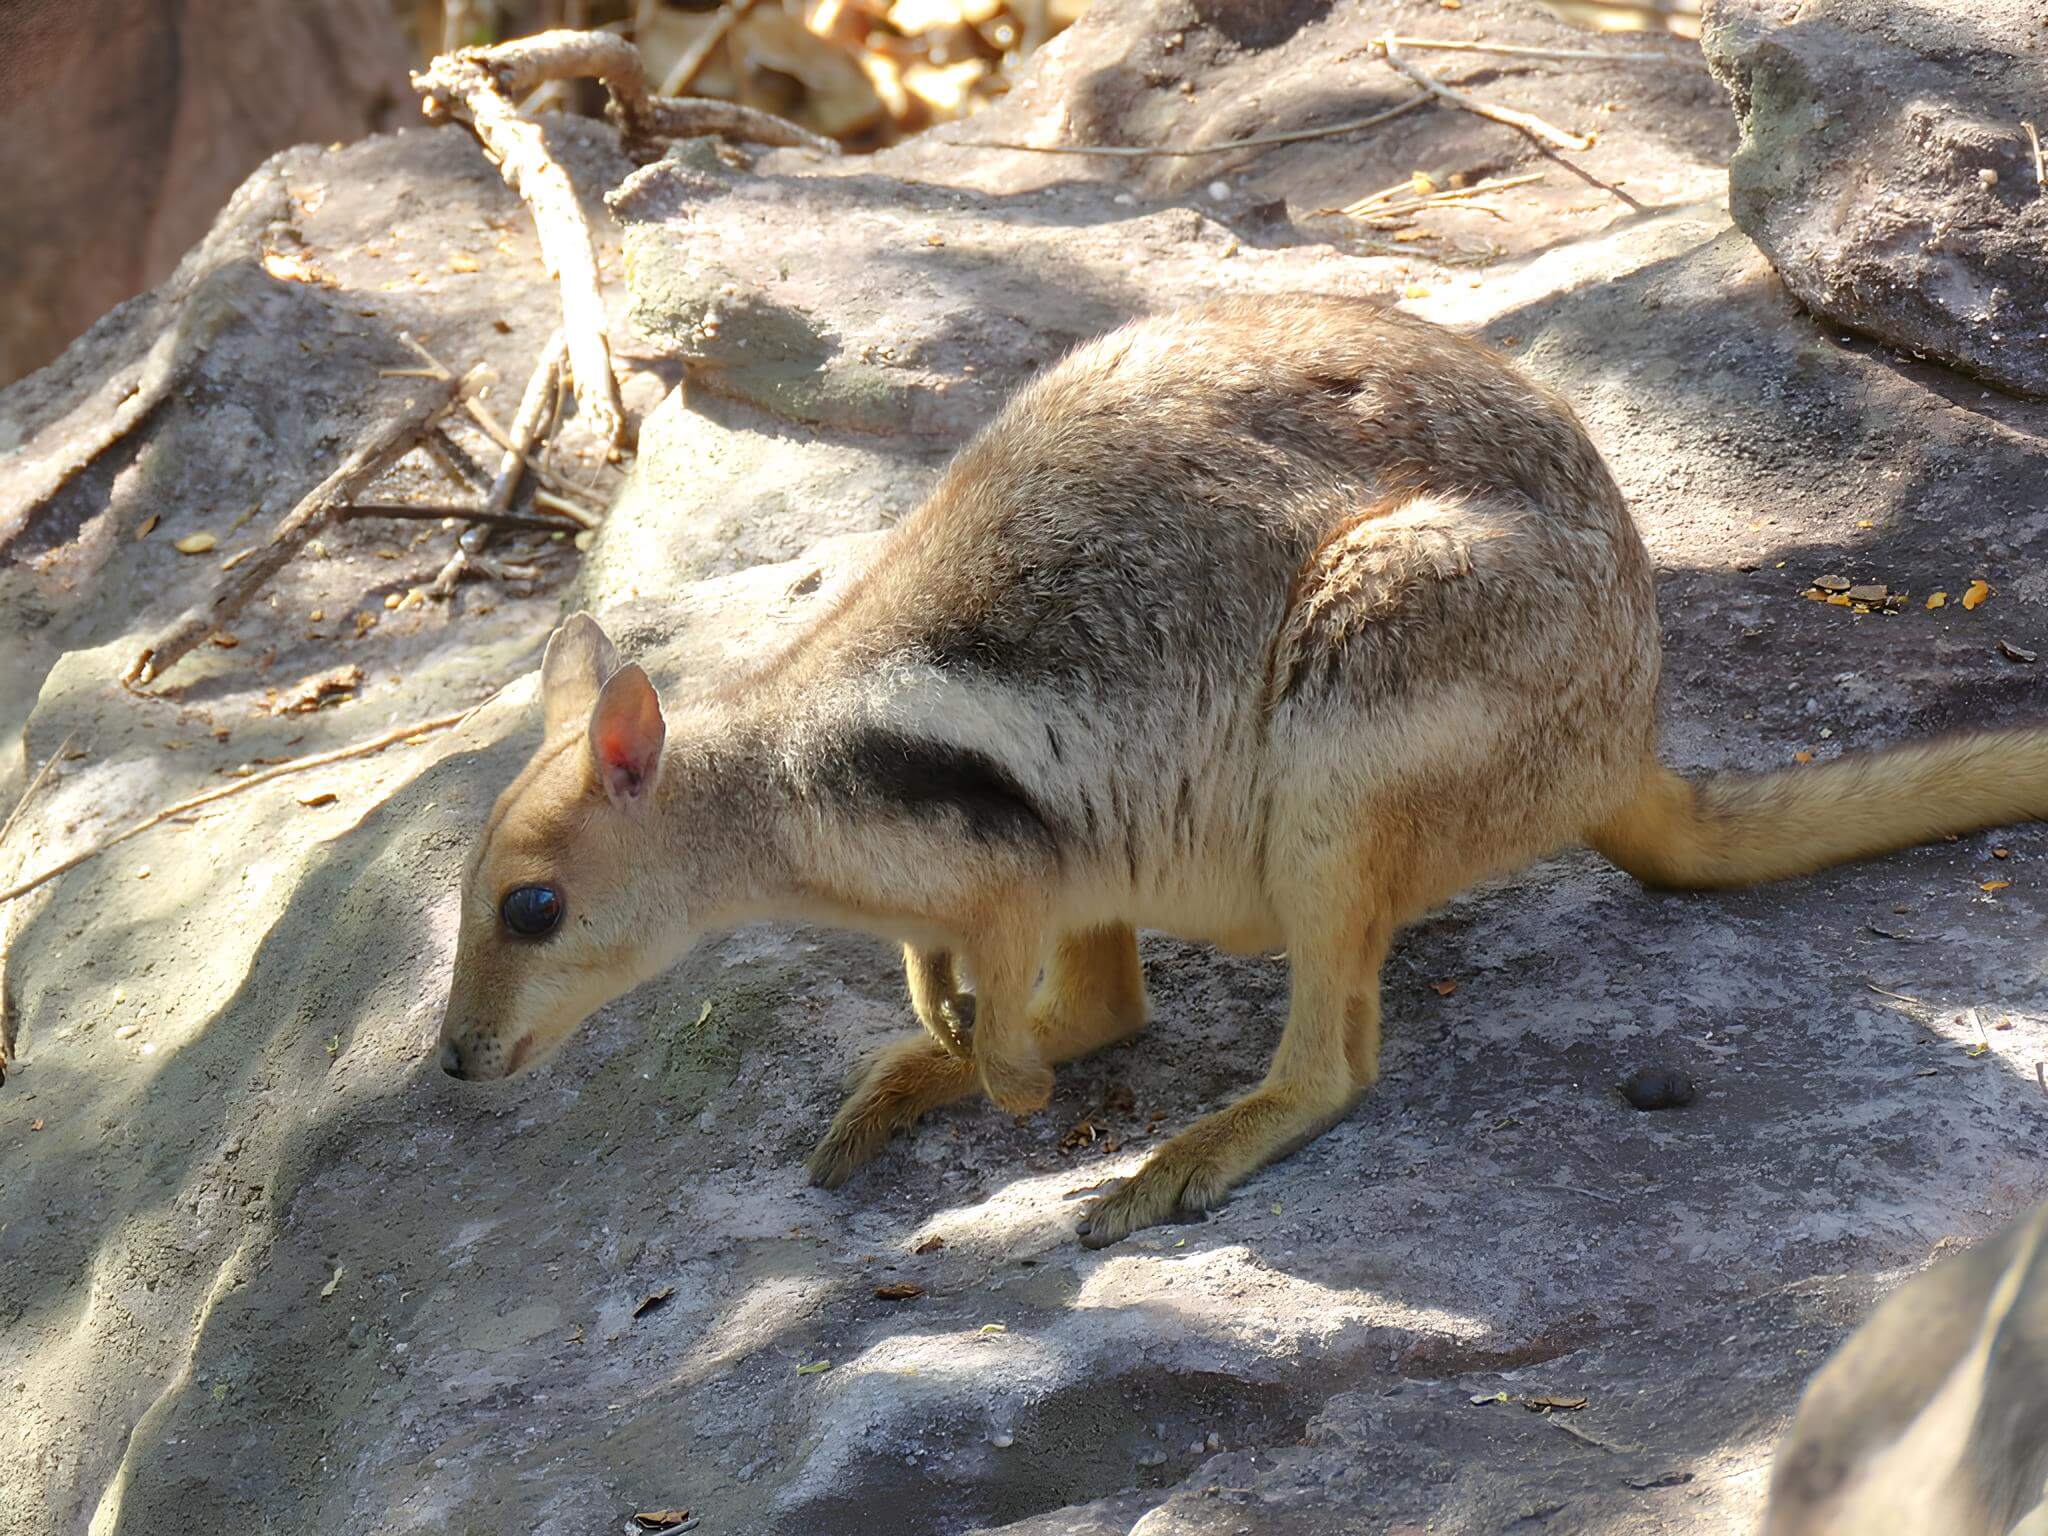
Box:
1589, 730, 2048, 890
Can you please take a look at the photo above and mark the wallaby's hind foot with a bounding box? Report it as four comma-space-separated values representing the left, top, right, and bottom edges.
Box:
1078, 917, 1388, 1248
807, 1032, 977, 1188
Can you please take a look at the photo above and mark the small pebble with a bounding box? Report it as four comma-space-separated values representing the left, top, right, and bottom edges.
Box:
1619, 1065, 1696, 1111
1207, 180, 1230, 202
1979, 167, 1998, 188
1136, 1447, 1168, 1468
989, 1430, 1014, 1448
115, 1024, 139, 1040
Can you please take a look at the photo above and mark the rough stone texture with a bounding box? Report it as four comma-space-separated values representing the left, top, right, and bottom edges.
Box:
1763, 1197, 2048, 1536
3, 3, 2046, 1535
1704, 0, 2048, 399
0, 0, 413, 386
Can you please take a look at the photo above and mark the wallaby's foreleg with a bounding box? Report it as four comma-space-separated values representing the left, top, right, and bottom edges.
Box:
903, 944, 972, 1057
1078, 919, 1388, 1248
809, 923, 1145, 1188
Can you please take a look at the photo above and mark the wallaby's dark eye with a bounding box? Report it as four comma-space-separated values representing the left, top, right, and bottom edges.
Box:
501, 884, 563, 937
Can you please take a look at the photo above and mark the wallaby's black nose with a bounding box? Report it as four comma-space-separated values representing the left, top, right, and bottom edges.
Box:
439, 1040, 468, 1079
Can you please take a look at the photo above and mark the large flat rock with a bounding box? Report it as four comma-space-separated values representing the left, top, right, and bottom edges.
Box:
3, 4, 2045, 1534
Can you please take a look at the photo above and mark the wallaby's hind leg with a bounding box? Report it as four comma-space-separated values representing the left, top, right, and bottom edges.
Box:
1078, 914, 1390, 1249
811, 923, 1147, 1189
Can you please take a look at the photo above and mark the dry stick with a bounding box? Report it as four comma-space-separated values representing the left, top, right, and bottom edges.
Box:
0, 710, 476, 909
0, 731, 75, 1075
948, 93, 1431, 157
2, 327, 182, 548
2026, 122, 2045, 197
1378, 35, 1703, 66
462, 395, 605, 521
658, 0, 764, 98
531, 488, 602, 528
125, 367, 485, 687
343, 502, 584, 534
1338, 170, 1546, 219
432, 329, 565, 597
0, 734, 75, 857
1375, 35, 1594, 154
415, 49, 628, 446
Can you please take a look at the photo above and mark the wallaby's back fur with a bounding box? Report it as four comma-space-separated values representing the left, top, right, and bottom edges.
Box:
437, 295, 2048, 1247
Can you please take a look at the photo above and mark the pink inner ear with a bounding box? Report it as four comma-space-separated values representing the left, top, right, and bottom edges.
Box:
590, 665, 664, 802
597, 714, 651, 792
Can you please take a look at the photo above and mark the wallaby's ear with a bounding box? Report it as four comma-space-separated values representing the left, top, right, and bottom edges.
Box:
541, 612, 620, 737
588, 663, 665, 808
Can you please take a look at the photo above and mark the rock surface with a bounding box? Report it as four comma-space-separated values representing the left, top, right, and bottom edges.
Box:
3, 3, 2047, 1535
1704, 0, 2048, 398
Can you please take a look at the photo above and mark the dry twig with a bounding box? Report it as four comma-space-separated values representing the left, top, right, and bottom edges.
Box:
1374, 35, 1595, 154
657, 0, 765, 98
1377, 35, 1702, 66
0, 710, 477, 910
949, 95, 1431, 158
432, 329, 565, 596
2026, 122, 2045, 198
2, 328, 183, 549
125, 367, 485, 687
342, 502, 583, 534
1334, 171, 1546, 221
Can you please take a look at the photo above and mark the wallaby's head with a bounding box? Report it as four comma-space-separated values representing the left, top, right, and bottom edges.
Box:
436, 613, 684, 1081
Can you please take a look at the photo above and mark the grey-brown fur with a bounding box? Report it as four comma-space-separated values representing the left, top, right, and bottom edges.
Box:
437, 295, 2048, 1246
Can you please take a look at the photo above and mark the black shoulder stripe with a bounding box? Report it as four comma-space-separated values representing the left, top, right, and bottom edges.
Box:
822, 728, 1060, 853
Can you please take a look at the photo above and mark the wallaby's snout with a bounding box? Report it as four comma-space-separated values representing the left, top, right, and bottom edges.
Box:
438, 1038, 466, 1078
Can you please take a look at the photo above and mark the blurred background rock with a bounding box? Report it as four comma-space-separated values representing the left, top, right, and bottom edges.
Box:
0, 0, 1090, 387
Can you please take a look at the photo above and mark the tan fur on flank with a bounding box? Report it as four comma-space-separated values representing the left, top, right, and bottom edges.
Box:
437, 296, 2048, 1247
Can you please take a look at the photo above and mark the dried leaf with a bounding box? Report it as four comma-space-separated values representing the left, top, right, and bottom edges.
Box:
29, 1118, 44, 1132
631, 1512, 693, 1531
1523, 1393, 1588, 1412
173, 532, 218, 554
261, 249, 334, 285
1962, 579, 1992, 610
447, 252, 481, 273
1980, 880, 2012, 893
1926, 591, 1947, 610
1998, 641, 2037, 664
1431, 979, 1458, 996
632, 1286, 674, 1318
1812, 574, 1851, 594
914, 1234, 945, 1254
319, 1265, 344, 1298
874, 1282, 925, 1300
1403, 283, 1431, 299
272, 665, 365, 715
1793, 750, 1814, 764
136, 514, 160, 539
795, 1359, 833, 1374
297, 791, 338, 808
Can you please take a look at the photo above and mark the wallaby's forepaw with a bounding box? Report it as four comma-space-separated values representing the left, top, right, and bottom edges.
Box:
978, 1053, 1054, 1117
1076, 1149, 1232, 1248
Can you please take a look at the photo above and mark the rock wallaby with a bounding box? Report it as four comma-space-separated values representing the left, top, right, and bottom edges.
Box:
436, 296, 2048, 1247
